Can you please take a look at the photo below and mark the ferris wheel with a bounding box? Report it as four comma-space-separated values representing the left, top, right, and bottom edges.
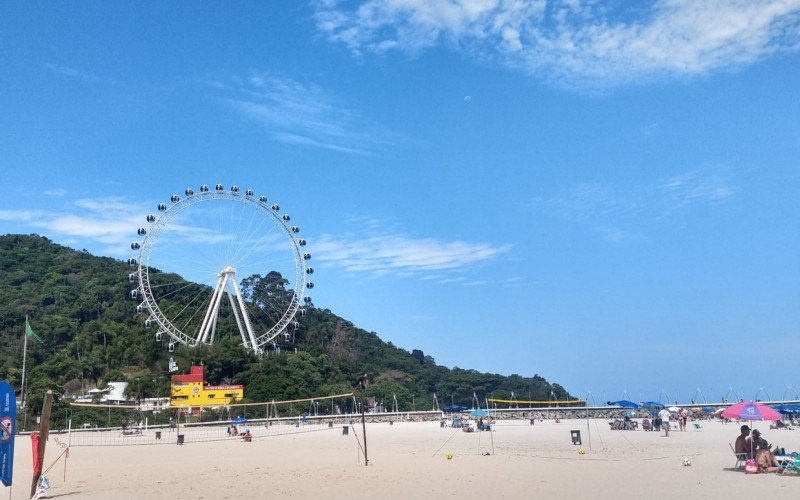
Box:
127, 184, 314, 353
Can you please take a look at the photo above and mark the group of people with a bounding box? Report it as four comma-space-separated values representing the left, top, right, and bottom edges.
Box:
735, 425, 782, 473
642, 408, 691, 436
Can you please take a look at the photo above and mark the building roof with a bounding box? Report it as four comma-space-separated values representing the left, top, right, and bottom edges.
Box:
171, 365, 205, 383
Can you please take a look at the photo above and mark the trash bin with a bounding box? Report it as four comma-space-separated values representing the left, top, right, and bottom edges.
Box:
177, 434, 185, 445
530, 419, 535, 425
342, 426, 349, 436
570, 430, 581, 445
328, 422, 333, 428
440, 421, 445, 428
155, 431, 161, 440
389, 421, 393, 426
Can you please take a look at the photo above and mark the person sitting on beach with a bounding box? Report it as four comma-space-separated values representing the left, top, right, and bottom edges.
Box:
750, 429, 779, 472
242, 429, 252, 442
735, 425, 752, 458
771, 420, 786, 430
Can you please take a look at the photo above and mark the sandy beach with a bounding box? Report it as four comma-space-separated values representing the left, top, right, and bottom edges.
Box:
7, 418, 800, 499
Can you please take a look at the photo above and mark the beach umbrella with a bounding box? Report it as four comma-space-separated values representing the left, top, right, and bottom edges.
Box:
667, 406, 680, 412
231, 416, 248, 424
642, 401, 664, 409
607, 400, 639, 409
774, 404, 800, 414
721, 401, 782, 421
469, 408, 489, 417
700, 407, 715, 414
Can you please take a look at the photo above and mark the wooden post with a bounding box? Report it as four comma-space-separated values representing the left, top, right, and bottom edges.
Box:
30, 390, 53, 498
360, 392, 368, 466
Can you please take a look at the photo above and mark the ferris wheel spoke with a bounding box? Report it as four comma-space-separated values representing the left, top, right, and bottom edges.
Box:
182, 295, 217, 340
229, 203, 268, 271
229, 217, 282, 271
225, 197, 250, 266
156, 288, 206, 322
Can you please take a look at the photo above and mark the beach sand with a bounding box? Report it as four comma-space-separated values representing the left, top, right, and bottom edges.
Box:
7, 418, 799, 499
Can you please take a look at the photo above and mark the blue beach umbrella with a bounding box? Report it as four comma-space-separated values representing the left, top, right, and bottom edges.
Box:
231, 416, 247, 424
607, 400, 640, 409
774, 404, 800, 414
469, 408, 490, 417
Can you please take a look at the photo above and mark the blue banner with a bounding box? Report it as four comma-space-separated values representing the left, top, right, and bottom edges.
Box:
0, 380, 16, 487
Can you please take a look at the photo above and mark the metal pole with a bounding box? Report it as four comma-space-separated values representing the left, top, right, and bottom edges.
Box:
21, 316, 29, 431
586, 397, 592, 451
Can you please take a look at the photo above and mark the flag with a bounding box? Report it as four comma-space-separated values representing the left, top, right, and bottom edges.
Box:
0, 380, 16, 486
26, 319, 44, 345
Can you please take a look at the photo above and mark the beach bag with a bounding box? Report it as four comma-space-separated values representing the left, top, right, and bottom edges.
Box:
744, 460, 759, 474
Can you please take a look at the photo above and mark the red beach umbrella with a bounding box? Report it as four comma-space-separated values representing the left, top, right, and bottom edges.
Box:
721, 401, 782, 421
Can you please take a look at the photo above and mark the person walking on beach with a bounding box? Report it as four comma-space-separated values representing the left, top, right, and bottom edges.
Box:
658, 408, 671, 437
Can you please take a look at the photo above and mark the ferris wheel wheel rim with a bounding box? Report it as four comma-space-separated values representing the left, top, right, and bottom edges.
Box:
132, 188, 308, 349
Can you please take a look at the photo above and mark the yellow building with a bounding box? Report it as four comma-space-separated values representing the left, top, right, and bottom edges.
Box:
170, 365, 243, 408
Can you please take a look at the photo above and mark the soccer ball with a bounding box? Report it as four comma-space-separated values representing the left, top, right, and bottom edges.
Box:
446, 452, 453, 460
683, 458, 691, 466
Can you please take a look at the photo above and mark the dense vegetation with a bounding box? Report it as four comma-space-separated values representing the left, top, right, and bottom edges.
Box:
0, 234, 572, 421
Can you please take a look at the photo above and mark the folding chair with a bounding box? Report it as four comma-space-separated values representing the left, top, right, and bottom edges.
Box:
730, 443, 747, 470
778, 454, 800, 476
692, 423, 703, 431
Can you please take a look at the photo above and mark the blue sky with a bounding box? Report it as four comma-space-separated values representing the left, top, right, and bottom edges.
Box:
1, 1, 799, 403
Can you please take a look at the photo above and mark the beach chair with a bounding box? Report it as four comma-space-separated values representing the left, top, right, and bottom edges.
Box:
692, 422, 703, 431
778, 454, 800, 475
730, 443, 747, 470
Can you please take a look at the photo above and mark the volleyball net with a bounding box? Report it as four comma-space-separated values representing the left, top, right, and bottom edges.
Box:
66, 392, 356, 447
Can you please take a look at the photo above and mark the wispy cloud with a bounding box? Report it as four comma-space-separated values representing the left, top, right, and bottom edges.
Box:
537, 167, 737, 241
42, 63, 114, 84
208, 72, 392, 154
314, 223, 511, 278
314, 0, 800, 87
2, 197, 146, 254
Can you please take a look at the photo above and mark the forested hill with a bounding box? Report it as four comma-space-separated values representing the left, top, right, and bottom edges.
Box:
0, 234, 572, 414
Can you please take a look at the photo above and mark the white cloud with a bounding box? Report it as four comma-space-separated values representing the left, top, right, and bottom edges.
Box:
210, 73, 390, 154
42, 63, 114, 84
314, 0, 800, 86
537, 167, 737, 240
2, 198, 146, 254
0, 209, 44, 222
314, 231, 511, 277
